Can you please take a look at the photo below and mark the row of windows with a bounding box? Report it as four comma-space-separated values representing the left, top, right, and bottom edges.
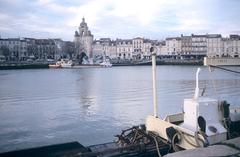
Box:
208, 48, 240, 51
133, 41, 143, 44
0, 41, 23, 45
117, 42, 131, 45
192, 38, 206, 42
117, 48, 132, 52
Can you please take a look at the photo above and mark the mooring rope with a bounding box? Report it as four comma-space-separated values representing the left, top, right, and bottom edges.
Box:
152, 136, 162, 157
209, 65, 240, 75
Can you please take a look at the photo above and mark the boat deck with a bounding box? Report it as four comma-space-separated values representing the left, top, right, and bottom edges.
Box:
164, 137, 240, 157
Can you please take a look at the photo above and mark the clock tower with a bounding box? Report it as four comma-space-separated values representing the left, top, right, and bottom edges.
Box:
74, 17, 94, 61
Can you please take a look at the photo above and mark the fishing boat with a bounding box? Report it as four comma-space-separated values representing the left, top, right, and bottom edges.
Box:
100, 59, 112, 67
48, 61, 61, 68
48, 59, 73, 68
1, 47, 240, 157
60, 59, 73, 68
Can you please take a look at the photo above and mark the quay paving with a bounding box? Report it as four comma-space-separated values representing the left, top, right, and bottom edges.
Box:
164, 137, 240, 157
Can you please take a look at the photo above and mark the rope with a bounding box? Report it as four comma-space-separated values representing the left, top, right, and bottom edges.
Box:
177, 130, 205, 148
208, 66, 219, 99
171, 133, 180, 152
208, 65, 240, 101
152, 136, 162, 157
209, 65, 240, 75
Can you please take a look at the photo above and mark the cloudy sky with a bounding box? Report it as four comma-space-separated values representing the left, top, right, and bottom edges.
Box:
0, 0, 239, 41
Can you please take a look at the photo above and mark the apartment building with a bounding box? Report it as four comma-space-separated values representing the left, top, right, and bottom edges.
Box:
207, 34, 240, 58
0, 38, 27, 61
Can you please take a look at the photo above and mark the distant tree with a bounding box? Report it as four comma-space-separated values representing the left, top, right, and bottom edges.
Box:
78, 52, 87, 64
63, 41, 75, 59
0, 46, 10, 61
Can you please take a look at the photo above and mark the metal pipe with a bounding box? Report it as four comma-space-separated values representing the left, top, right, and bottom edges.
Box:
194, 68, 201, 99
150, 47, 158, 118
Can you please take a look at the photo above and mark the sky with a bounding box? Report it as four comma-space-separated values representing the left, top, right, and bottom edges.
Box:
0, 0, 240, 41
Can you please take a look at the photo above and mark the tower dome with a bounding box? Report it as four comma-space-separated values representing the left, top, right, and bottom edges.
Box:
80, 17, 87, 28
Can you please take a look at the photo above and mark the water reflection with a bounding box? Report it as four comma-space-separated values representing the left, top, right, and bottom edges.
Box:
0, 66, 239, 152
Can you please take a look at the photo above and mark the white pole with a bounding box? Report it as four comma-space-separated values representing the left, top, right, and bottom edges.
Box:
151, 47, 158, 118
194, 68, 201, 99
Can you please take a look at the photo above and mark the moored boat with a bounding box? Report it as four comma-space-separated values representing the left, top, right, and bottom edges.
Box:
48, 61, 61, 68
99, 59, 112, 67
60, 59, 73, 68
48, 59, 73, 68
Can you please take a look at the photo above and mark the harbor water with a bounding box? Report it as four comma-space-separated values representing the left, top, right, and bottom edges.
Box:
0, 66, 240, 153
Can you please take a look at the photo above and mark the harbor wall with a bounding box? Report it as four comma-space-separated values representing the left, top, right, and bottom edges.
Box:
0, 62, 49, 70
204, 57, 240, 66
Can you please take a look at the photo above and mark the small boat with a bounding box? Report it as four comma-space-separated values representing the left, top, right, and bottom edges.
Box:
49, 59, 73, 68
59, 59, 73, 68
100, 59, 112, 67
48, 62, 61, 68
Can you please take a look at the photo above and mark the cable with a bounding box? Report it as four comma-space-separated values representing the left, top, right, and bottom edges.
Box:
209, 65, 240, 75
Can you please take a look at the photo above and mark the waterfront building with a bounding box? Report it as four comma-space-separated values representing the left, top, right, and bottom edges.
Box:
206, 34, 223, 58
25, 38, 37, 59
53, 39, 66, 60
158, 41, 168, 56
92, 40, 104, 57
2, 24, 239, 62
107, 41, 117, 59
180, 34, 207, 59
180, 35, 192, 58
25, 38, 65, 60
0, 30, 88, 62
116, 39, 132, 60
165, 37, 182, 58
132, 37, 152, 60
92, 38, 117, 59
92, 37, 154, 61
132, 37, 143, 60
142, 39, 152, 60
191, 34, 207, 59
0, 38, 27, 61
224, 35, 240, 58
206, 34, 240, 58
34, 39, 56, 60
0, 37, 63, 61
74, 18, 94, 61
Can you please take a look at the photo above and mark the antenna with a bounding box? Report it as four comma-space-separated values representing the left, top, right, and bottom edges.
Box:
194, 68, 201, 99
